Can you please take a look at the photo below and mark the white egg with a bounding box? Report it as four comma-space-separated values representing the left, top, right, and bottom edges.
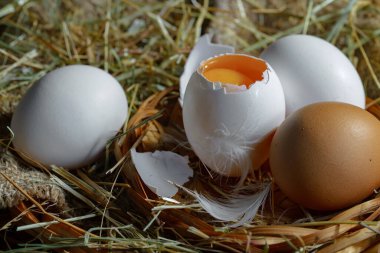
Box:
183, 54, 285, 177
260, 34, 365, 116
11, 65, 128, 169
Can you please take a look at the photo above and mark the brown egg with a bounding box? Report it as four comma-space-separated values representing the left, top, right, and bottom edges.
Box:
270, 102, 380, 210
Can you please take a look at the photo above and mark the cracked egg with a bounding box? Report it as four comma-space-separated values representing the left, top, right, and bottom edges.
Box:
183, 53, 285, 177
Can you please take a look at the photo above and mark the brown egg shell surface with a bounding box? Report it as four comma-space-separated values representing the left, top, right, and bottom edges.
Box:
270, 102, 380, 211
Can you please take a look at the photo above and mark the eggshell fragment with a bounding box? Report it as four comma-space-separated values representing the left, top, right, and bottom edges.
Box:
179, 34, 234, 105
11, 65, 128, 169
261, 35, 365, 116
270, 102, 380, 210
131, 149, 193, 198
183, 54, 285, 177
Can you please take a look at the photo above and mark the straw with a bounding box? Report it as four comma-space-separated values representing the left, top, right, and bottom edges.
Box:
1, 0, 380, 251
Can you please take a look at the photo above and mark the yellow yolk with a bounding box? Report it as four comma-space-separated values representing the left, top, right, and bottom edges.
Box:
203, 68, 254, 87
200, 54, 267, 88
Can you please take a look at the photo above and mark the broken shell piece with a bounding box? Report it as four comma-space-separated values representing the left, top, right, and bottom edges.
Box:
183, 53, 285, 178
130, 149, 193, 198
179, 34, 234, 105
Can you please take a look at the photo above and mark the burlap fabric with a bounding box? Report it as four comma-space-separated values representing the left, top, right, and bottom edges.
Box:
0, 153, 67, 209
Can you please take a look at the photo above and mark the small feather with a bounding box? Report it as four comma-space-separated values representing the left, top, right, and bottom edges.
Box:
192, 183, 271, 227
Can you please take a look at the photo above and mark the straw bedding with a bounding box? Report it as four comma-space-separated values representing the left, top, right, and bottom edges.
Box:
1, 0, 380, 252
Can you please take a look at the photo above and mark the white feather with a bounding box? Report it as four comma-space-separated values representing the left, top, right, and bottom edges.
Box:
205, 122, 256, 182
188, 183, 271, 227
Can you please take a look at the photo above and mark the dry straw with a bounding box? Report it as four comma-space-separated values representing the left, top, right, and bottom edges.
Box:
1, 0, 380, 252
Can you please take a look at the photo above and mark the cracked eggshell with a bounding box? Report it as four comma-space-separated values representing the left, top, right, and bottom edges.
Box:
180, 34, 234, 105
131, 149, 193, 198
11, 65, 128, 169
183, 54, 285, 177
260, 34, 365, 116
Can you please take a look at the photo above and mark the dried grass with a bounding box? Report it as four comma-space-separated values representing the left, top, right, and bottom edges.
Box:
1, 0, 380, 252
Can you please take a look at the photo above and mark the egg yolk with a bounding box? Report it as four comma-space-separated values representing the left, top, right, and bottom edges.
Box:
203, 68, 254, 87
201, 54, 267, 88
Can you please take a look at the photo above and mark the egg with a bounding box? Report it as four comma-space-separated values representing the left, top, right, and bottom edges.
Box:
270, 102, 380, 210
260, 35, 365, 116
11, 65, 128, 169
183, 54, 285, 177
179, 34, 234, 105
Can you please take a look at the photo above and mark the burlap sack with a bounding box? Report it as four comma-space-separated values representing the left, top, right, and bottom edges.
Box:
0, 152, 67, 210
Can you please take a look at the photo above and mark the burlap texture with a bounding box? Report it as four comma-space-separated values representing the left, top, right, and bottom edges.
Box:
0, 153, 67, 209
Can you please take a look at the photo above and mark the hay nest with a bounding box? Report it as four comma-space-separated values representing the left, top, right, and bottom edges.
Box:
1, 0, 380, 252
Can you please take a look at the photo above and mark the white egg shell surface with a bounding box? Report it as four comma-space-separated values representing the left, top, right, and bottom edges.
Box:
260, 34, 365, 116
179, 34, 234, 105
11, 65, 128, 169
131, 148, 193, 198
183, 54, 285, 177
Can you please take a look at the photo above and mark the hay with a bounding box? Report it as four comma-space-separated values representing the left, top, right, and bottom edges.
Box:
1, 0, 380, 252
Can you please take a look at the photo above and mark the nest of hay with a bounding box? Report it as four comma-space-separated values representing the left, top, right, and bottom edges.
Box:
1, 0, 380, 252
